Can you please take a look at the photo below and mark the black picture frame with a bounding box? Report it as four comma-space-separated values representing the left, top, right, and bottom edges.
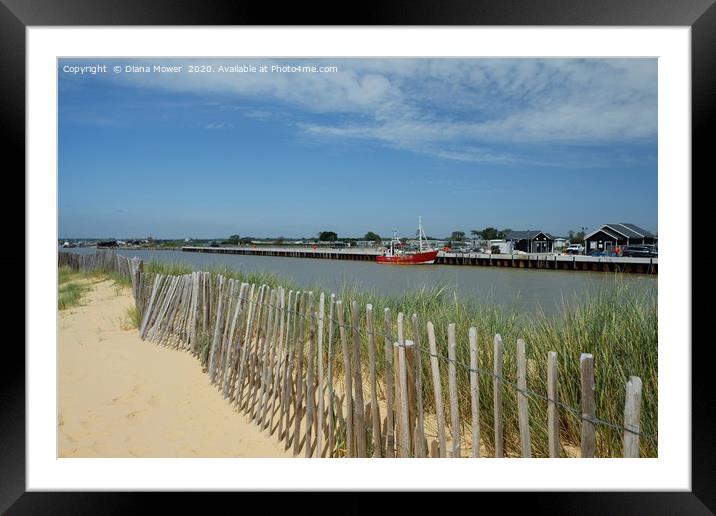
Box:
4, 0, 708, 513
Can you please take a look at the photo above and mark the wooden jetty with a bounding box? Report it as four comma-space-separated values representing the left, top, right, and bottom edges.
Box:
181, 246, 657, 274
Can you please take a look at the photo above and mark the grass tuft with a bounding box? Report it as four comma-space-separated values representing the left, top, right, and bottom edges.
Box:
58, 281, 91, 310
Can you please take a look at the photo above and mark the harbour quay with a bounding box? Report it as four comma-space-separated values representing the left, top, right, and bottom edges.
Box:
181, 246, 657, 274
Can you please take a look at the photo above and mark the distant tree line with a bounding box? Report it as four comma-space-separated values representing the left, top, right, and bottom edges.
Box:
222, 234, 253, 245
218, 227, 586, 246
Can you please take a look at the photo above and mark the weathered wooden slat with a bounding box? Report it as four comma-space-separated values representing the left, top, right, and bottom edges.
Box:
468, 327, 480, 458
396, 313, 411, 458
427, 321, 447, 458
366, 304, 382, 458
292, 292, 307, 455
246, 285, 269, 415
234, 284, 259, 408
207, 276, 226, 378
201, 272, 210, 336
403, 339, 418, 457
447, 323, 461, 458
144, 274, 171, 341
216, 279, 237, 379
580, 353, 596, 458
383, 307, 395, 458
493, 333, 504, 458
547, 351, 560, 458
139, 274, 162, 338
219, 282, 243, 395
336, 299, 353, 457
516, 338, 532, 458
279, 290, 297, 444
623, 375, 643, 458
189, 271, 201, 351
316, 292, 326, 457
316, 293, 326, 455
305, 292, 317, 457
148, 275, 181, 342
267, 287, 287, 433
410, 314, 426, 458
326, 294, 336, 457
255, 288, 276, 422
261, 287, 282, 429
351, 300, 366, 457
227, 283, 254, 402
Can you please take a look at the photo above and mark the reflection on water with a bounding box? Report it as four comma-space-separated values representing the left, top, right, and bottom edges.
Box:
62, 248, 657, 315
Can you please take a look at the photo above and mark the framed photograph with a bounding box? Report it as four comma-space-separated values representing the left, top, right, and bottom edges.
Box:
7, 0, 708, 512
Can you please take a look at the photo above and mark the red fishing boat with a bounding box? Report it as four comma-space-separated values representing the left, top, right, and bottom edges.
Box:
376, 217, 438, 265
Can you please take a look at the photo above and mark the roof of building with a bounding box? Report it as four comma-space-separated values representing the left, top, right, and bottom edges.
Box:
586, 223, 655, 240
504, 230, 555, 241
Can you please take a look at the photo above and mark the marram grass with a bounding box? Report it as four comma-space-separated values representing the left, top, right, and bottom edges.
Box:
58, 266, 91, 310
132, 260, 658, 457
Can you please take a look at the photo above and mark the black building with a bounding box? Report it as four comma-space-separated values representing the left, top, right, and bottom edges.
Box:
583, 223, 656, 254
504, 230, 555, 253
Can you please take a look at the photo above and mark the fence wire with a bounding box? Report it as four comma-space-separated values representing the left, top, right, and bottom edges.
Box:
173, 284, 656, 450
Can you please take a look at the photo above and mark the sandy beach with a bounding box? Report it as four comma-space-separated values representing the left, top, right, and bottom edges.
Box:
58, 278, 291, 457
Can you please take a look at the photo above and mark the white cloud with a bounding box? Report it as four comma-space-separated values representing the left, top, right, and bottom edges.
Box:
102, 58, 657, 163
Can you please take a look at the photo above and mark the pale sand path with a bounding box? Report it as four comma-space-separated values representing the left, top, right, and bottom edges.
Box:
58, 279, 291, 458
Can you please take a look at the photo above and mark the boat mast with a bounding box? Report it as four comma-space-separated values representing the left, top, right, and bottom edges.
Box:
418, 216, 425, 252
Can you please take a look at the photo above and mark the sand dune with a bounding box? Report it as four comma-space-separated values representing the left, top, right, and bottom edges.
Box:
58, 279, 291, 458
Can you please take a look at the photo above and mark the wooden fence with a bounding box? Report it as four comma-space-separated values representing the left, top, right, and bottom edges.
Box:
59, 248, 139, 279
133, 274, 649, 458
59, 250, 651, 458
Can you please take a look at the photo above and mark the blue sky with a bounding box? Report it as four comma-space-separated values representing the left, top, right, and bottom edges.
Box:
58, 58, 657, 239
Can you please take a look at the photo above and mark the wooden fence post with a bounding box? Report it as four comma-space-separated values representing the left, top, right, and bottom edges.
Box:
257, 288, 278, 424
243, 285, 267, 413
493, 333, 504, 458
336, 299, 353, 457
326, 294, 336, 457
383, 308, 395, 458
139, 274, 161, 339
234, 284, 259, 409
316, 293, 325, 456
279, 290, 298, 447
623, 376, 642, 458
222, 283, 247, 398
267, 287, 286, 433
447, 323, 461, 458
547, 351, 560, 458
366, 304, 382, 457
292, 291, 308, 456
427, 321, 447, 458
207, 276, 226, 379
411, 314, 426, 458
516, 338, 532, 458
351, 300, 366, 457
396, 313, 411, 458
304, 292, 316, 457
580, 353, 596, 458
468, 327, 480, 458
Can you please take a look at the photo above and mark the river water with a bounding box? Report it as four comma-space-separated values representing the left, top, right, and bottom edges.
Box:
62, 248, 657, 315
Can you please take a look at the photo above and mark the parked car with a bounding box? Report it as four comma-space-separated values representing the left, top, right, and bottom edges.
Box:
564, 243, 584, 255
621, 245, 657, 258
